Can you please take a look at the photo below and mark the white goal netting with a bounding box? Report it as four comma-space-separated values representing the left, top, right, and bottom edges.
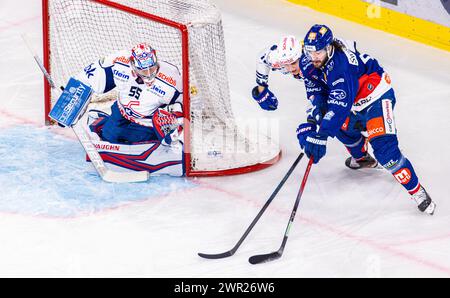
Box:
45, 0, 280, 174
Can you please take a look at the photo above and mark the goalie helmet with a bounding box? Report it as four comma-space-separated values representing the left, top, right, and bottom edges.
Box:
130, 42, 159, 85
274, 35, 302, 65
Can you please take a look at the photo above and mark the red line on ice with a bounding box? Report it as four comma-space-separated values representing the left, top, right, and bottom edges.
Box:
0, 15, 40, 32
196, 180, 450, 276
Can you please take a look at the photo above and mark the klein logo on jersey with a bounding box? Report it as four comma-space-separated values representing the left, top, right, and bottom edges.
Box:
329, 89, 347, 100
151, 84, 166, 96
113, 69, 130, 80
157, 72, 176, 86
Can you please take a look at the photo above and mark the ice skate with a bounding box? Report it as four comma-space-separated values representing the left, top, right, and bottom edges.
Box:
345, 153, 379, 170
411, 186, 436, 215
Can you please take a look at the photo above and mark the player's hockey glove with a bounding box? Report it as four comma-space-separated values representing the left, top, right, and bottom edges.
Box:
306, 104, 324, 125
296, 122, 317, 149
252, 86, 278, 111
304, 131, 328, 164
152, 109, 181, 145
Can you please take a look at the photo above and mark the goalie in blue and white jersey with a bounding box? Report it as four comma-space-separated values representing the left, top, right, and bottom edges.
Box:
75, 42, 183, 146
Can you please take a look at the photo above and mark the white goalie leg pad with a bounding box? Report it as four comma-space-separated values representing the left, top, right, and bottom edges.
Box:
87, 130, 184, 177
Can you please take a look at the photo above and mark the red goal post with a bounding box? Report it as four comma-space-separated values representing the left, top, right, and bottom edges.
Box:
42, 0, 280, 176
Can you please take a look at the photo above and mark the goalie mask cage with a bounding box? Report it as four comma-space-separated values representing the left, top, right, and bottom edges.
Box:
42, 0, 280, 176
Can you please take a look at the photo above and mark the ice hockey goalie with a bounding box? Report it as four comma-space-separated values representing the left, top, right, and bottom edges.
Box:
76, 43, 184, 176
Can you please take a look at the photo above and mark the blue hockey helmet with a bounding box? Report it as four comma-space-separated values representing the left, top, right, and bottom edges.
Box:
303, 24, 333, 52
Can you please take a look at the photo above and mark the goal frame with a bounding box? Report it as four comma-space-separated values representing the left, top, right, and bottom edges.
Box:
42, 0, 280, 176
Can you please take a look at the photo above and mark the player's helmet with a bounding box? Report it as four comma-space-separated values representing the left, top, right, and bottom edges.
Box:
275, 35, 302, 65
303, 24, 333, 52
303, 24, 334, 58
130, 42, 159, 85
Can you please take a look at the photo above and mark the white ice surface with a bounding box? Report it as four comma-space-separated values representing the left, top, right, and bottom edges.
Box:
0, 0, 449, 277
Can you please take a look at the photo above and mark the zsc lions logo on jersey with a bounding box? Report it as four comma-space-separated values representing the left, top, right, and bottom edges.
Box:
329, 89, 347, 100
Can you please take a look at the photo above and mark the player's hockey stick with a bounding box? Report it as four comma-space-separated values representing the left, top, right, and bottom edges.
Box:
248, 156, 313, 264
23, 36, 149, 183
198, 152, 304, 259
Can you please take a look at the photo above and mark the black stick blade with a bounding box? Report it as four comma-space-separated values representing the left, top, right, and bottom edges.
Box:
198, 251, 234, 259
248, 251, 282, 264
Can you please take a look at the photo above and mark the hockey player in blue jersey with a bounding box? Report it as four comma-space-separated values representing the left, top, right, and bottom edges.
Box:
298, 24, 436, 214
252, 27, 435, 215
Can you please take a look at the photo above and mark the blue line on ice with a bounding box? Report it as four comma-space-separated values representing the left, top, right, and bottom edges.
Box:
0, 125, 196, 217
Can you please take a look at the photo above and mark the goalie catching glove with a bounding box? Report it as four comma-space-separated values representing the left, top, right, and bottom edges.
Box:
152, 108, 182, 145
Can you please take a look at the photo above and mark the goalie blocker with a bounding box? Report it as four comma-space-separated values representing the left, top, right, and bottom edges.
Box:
49, 77, 92, 127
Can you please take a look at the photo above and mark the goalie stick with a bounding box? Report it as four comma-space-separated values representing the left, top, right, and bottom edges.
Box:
248, 156, 313, 265
198, 152, 304, 259
23, 35, 149, 183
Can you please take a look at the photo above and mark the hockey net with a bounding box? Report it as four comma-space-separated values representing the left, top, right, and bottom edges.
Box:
43, 0, 280, 176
